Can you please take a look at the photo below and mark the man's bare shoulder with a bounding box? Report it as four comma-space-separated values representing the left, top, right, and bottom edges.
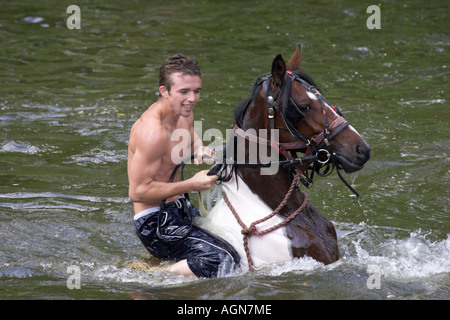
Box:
130, 105, 169, 152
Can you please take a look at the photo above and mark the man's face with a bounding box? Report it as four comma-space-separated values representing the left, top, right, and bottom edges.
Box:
161, 72, 202, 117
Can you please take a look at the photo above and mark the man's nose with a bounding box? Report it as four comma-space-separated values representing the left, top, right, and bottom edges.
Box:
187, 92, 197, 102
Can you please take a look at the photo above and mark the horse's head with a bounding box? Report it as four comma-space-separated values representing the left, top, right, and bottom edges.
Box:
263, 43, 371, 174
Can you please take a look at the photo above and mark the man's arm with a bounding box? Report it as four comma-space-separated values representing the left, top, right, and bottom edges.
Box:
128, 126, 217, 204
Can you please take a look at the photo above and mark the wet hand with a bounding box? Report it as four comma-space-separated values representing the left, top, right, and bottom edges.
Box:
192, 170, 218, 191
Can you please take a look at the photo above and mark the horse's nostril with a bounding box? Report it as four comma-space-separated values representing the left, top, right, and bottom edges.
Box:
355, 143, 371, 161
356, 144, 363, 154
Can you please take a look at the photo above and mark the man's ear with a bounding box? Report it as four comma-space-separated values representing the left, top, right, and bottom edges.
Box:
159, 85, 169, 98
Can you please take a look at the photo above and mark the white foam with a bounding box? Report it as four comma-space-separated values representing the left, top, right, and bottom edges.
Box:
340, 223, 450, 279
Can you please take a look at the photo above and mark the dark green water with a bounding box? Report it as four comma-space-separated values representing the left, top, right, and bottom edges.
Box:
0, 0, 448, 299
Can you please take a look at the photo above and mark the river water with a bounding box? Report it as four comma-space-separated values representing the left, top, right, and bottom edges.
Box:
0, 0, 448, 299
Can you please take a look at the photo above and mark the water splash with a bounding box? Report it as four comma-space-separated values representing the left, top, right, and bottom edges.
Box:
1, 140, 41, 154
350, 227, 450, 279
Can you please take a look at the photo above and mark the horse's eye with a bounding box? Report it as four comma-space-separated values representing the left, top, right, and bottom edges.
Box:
299, 104, 310, 112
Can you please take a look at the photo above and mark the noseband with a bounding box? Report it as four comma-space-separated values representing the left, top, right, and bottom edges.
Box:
231, 71, 359, 196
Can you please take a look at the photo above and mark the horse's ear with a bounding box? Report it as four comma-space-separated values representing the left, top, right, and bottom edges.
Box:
286, 42, 302, 70
271, 54, 286, 88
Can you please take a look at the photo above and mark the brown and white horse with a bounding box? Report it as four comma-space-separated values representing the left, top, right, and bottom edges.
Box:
200, 43, 371, 271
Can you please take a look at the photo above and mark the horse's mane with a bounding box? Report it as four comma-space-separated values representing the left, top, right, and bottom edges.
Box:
233, 69, 319, 127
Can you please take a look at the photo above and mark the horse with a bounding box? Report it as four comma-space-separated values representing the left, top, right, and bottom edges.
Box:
199, 43, 371, 271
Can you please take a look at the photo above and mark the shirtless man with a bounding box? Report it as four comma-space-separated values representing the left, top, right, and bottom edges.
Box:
127, 54, 239, 278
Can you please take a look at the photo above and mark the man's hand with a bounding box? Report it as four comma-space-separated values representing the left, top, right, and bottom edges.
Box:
191, 170, 218, 191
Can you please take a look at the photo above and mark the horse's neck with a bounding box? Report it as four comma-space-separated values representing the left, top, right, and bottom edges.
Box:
238, 167, 304, 215
220, 171, 274, 223
228, 114, 306, 213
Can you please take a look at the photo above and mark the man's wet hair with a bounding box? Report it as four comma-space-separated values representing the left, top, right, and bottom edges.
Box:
159, 54, 201, 92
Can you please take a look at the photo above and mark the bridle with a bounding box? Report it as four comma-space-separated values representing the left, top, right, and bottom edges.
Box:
219, 71, 360, 268
230, 70, 359, 196
162, 71, 359, 269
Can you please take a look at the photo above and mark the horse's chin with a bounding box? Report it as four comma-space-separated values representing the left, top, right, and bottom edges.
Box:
333, 154, 364, 173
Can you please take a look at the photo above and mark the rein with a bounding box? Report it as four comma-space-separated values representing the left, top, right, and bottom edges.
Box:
156, 155, 194, 243
222, 171, 309, 270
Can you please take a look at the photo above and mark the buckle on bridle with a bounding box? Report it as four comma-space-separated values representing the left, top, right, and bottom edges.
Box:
267, 96, 275, 119
316, 149, 331, 164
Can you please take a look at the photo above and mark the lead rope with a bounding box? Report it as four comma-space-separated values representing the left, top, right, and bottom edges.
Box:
222, 170, 310, 270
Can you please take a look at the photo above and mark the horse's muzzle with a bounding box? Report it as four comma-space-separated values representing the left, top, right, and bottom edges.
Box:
333, 142, 371, 173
